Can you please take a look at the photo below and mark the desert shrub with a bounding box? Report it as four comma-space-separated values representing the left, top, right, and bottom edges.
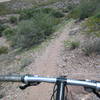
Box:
41, 8, 65, 18
82, 38, 100, 56
0, 24, 5, 36
19, 8, 64, 20
9, 16, 18, 24
3, 28, 14, 40
19, 8, 36, 20
0, 46, 8, 55
19, 8, 45, 20
51, 11, 64, 18
0, 4, 13, 15
68, 0, 100, 20
64, 40, 80, 50
42, 8, 54, 13
0, 4, 8, 15
11, 20, 37, 48
94, 5, 100, 15
0, 93, 5, 99
82, 13, 100, 37
0, 24, 9, 37
32, 12, 61, 36
94, 13, 100, 18
12, 12, 60, 48
63, 2, 76, 13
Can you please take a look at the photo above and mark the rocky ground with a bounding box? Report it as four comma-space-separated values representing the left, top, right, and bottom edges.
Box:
0, 0, 80, 10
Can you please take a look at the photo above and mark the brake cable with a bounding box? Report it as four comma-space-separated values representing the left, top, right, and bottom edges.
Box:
50, 83, 57, 100
93, 90, 100, 98
19, 81, 41, 90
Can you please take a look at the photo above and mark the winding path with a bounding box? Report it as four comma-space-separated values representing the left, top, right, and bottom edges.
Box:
3, 21, 73, 100
24, 21, 73, 100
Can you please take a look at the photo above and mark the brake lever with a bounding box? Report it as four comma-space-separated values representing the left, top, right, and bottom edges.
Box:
83, 79, 100, 98
84, 87, 100, 99
84, 87, 94, 92
19, 84, 30, 90
19, 82, 41, 90
93, 90, 100, 98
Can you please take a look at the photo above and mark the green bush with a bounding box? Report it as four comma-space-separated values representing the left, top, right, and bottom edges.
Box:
51, 11, 64, 18
42, 8, 54, 14
64, 40, 80, 50
19, 8, 64, 20
3, 28, 14, 39
12, 12, 60, 49
32, 12, 61, 36
19, 8, 36, 20
0, 24, 8, 37
0, 24, 4, 37
11, 20, 36, 48
0, 93, 5, 99
0, 46, 8, 55
9, 16, 18, 24
82, 38, 100, 56
82, 13, 100, 37
41, 8, 65, 18
62, 3, 76, 13
68, 0, 100, 20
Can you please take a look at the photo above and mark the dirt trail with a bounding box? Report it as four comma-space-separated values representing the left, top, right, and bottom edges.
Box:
0, 37, 9, 47
22, 21, 73, 100
28, 22, 73, 76
1, 21, 73, 100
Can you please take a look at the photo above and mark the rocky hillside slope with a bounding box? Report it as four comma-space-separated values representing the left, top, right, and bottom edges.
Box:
2, 0, 80, 10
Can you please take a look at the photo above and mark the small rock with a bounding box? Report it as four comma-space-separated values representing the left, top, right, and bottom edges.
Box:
96, 65, 100, 68
69, 27, 80, 35
61, 63, 66, 68
15, 56, 21, 60
63, 58, 67, 62
96, 59, 100, 63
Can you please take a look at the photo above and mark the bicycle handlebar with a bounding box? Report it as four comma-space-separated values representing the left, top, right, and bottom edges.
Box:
0, 75, 100, 91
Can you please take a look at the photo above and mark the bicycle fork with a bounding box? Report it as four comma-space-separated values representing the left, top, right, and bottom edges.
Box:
56, 77, 67, 100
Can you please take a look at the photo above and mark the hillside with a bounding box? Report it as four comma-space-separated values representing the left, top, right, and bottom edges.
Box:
0, 0, 100, 100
